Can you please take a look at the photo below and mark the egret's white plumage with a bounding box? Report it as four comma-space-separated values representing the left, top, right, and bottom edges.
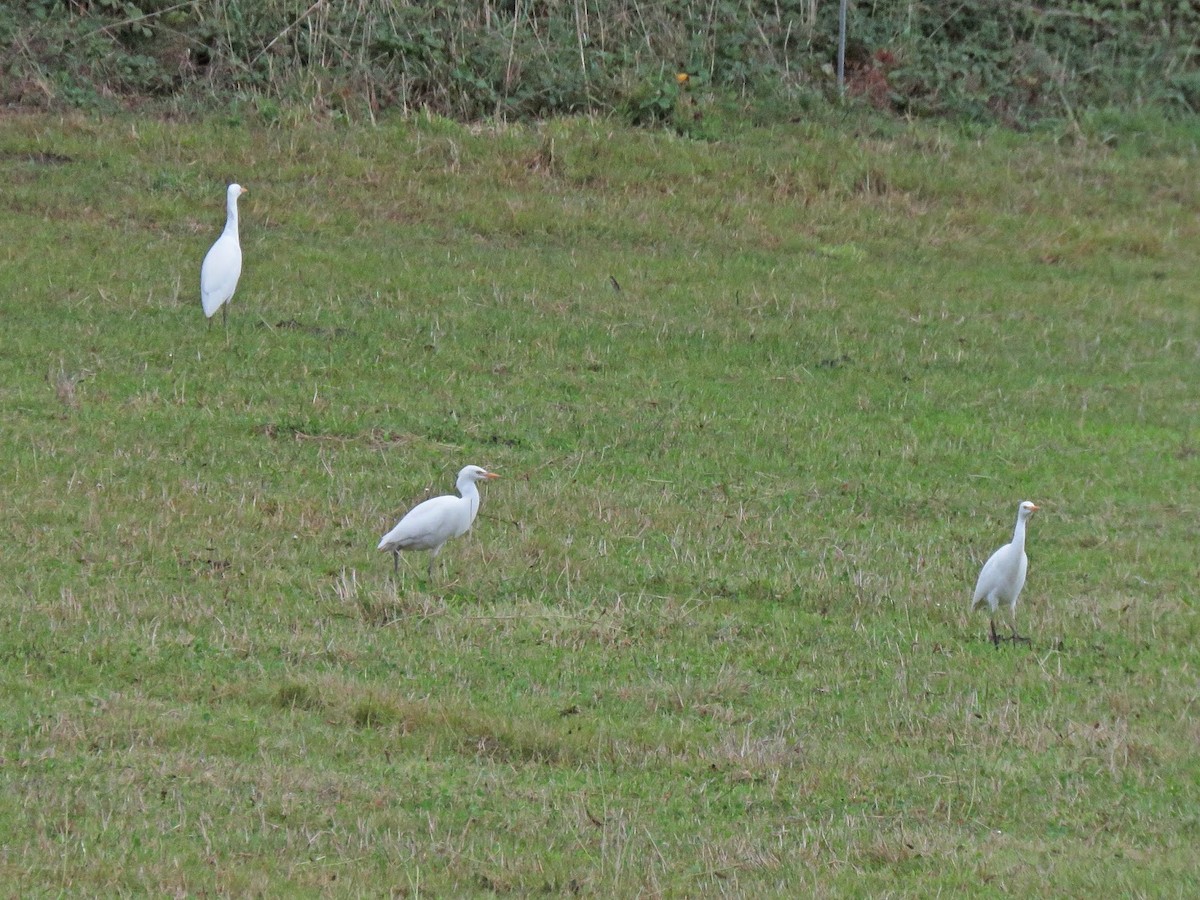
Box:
971, 500, 1039, 645
378, 465, 499, 580
201, 183, 247, 324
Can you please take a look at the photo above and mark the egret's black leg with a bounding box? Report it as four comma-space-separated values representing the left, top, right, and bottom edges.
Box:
1006, 609, 1029, 644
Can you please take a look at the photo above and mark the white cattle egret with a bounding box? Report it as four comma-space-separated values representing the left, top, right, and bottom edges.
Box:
201, 183, 248, 326
378, 465, 499, 580
971, 500, 1040, 646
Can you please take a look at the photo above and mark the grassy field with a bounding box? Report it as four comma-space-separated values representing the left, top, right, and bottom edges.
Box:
0, 108, 1197, 896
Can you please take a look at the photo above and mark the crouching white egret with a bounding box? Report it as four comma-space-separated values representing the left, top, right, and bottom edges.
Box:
201, 183, 248, 326
378, 465, 499, 580
971, 500, 1039, 646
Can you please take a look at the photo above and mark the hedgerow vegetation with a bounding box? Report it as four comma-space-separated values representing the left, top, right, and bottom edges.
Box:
3, 0, 1199, 126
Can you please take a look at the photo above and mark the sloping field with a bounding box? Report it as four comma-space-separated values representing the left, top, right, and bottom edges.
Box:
0, 111, 1197, 895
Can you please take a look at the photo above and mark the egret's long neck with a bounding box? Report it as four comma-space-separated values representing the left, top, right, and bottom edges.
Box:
224, 194, 240, 238
1011, 513, 1027, 551
458, 480, 481, 521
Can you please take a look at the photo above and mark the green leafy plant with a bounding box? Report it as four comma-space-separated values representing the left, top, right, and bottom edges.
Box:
2, 1, 1196, 125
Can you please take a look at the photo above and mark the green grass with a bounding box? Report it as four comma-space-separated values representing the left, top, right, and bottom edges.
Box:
0, 110, 1198, 895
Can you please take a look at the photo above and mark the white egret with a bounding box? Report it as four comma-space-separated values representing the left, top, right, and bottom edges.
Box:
971, 500, 1040, 646
201, 183, 247, 326
378, 465, 499, 580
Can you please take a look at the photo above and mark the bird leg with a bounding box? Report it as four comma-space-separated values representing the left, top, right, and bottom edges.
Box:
221, 303, 228, 328
1005, 609, 1029, 644
989, 618, 1000, 647
391, 549, 400, 576
426, 546, 445, 582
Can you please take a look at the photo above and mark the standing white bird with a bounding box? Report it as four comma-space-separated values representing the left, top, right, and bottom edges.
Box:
378, 465, 500, 580
200, 183, 248, 326
971, 500, 1040, 646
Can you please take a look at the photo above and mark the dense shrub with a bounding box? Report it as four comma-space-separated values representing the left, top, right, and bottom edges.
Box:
1, 1, 1197, 126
